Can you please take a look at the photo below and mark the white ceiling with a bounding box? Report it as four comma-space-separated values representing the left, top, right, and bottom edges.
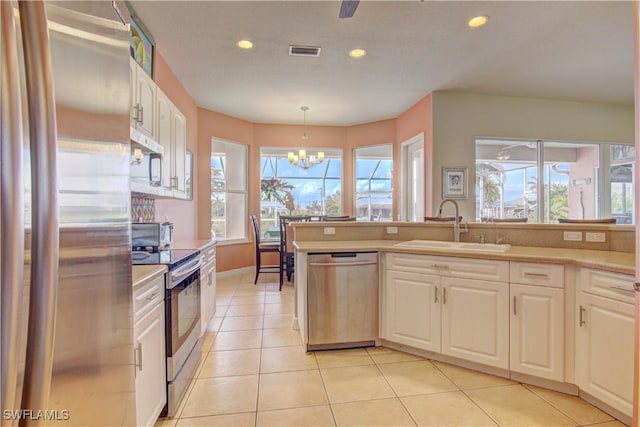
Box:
129, 1, 634, 126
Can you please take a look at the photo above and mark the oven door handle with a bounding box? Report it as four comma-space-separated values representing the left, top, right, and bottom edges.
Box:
171, 257, 203, 281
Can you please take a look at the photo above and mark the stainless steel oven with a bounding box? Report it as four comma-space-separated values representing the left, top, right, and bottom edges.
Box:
132, 248, 202, 418
164, 252, 202, 417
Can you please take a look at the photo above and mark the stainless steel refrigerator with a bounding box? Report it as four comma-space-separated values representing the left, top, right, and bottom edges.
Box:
1, 1, 136, 425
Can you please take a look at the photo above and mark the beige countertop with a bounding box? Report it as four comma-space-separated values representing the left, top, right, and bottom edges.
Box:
171, 239, 216, 251
294, 240, 635, 275
132, 264, 167, 287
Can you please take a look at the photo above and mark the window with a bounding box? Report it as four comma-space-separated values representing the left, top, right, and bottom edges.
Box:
354, 144, 393, 221
259, 148, 342, 232
610, 145, 635, 224
211, 138, 248, 241
475, 139, 634, 224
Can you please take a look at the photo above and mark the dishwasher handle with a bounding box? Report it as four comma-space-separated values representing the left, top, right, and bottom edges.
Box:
309, 261, 378, 267
330, 252, 358, 258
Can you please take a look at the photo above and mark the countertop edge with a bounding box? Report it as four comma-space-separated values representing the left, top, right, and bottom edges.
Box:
171, 239, 217, 251
132, 264, 168, 287
293, 240, 635, 275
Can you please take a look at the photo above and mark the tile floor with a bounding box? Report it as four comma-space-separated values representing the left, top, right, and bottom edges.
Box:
155, 273, 627, 427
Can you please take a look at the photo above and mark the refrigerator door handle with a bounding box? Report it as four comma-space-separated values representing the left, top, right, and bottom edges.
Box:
18, 1, 60, 418
1, 0, 26, 416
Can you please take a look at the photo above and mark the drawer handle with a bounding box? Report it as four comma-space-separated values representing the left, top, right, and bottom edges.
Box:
134, 342, 143, 374
443, 288, 447, 304
513, 296, 517, 316
523, 272, 549, 279
608, 285, 634, 294
579, 305, 586, 327
431, 264, 449, 270
434, 288, 438, 303
145, 291, 159, 301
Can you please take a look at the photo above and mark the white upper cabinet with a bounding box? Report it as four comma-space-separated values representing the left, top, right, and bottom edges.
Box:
130, 58, 156, 139
172, 109, 187, 198
156, 89, 187, 200
129, 57, 188, 200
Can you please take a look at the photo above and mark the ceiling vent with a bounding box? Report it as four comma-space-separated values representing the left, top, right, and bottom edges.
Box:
289, 45, 321, 57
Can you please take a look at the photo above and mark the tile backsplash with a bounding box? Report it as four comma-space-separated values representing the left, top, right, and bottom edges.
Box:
131, 194, 155, 222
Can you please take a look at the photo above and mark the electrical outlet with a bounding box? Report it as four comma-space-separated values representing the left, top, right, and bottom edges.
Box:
386, 226, 398, 234
563, 231, 582, 241
323, 227, 335, 235
585, 232, 606, 242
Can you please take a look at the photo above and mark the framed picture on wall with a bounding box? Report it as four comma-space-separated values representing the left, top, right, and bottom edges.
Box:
129, 11, 155, 78
442, 167, 467, 199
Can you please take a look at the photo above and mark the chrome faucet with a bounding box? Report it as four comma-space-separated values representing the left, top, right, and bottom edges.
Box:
437, 198, 468, 242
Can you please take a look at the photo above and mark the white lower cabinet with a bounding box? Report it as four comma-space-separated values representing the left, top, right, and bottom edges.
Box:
134, 302, 166, 427
384, 270, 440, 352
576, 291, 634, 417
383, 253, 509, 369
441, 277, 509, 369
200, 244, 217, 335
509, 283, 564, 381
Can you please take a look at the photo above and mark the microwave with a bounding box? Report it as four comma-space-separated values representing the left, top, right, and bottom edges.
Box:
132, 222, 173, 251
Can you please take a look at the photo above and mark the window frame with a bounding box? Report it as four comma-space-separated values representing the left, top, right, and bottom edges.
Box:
475, 138, 634, 224
259, 147, 344, 229
211, 137, 249, 244
353, 144, 394, 222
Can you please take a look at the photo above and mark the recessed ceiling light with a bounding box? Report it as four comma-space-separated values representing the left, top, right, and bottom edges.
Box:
349, 48, 367, 58
468, 15, 488, 28
237, 40, 253, 49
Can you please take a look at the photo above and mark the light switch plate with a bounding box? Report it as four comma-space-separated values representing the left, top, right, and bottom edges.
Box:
585, 232, 606, 242
323, 227, 335, 235
563, 231, 582, 241
386, 226, 398, 234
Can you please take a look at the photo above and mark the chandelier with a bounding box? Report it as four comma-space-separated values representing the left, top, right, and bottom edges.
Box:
288, 106, 324, 169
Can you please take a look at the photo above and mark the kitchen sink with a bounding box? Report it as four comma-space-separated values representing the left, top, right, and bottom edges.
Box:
394, 240, 511, 253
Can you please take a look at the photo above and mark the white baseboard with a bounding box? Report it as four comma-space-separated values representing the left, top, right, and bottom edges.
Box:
216, 266, 254, 279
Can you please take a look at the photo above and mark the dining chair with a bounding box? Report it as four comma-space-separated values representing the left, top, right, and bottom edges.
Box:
424, 216, 462, 222
319, 215, 356, 221
558, 218, 616, 224
279, 215, 312, 287
249, 215, 282, 288
490, 217, 529, 223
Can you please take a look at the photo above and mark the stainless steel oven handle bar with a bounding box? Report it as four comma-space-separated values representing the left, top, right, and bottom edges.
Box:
171, 257, 204, 282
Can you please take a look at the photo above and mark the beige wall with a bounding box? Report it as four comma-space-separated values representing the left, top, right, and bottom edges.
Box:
431, 91, 634, 221
396, 94, 434, 217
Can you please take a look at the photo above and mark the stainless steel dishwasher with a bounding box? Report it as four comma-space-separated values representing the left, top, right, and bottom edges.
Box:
307, 252, 378, 350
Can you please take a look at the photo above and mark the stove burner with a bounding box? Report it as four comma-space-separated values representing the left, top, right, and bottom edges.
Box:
131, 248, 200, 270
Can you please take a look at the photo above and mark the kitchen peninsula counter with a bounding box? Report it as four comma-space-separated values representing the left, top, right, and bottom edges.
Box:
293, 240, 634, 275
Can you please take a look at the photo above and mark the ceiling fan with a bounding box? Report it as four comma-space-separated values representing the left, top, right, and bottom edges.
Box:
339, 0, 360, 18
